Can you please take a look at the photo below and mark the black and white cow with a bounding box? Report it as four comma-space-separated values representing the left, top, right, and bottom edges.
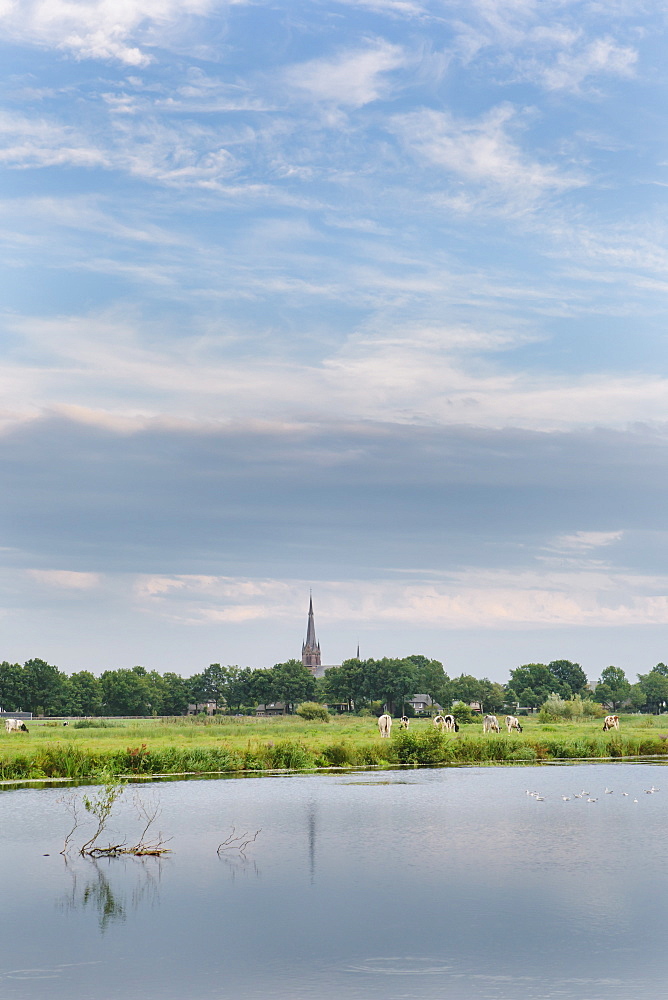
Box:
505, 715, 523, 733
4, 718, 29, 733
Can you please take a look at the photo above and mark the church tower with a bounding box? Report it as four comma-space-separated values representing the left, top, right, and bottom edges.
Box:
302, 594, 321, 675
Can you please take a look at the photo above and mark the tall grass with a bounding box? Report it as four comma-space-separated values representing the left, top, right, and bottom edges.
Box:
2, 716, 667, 781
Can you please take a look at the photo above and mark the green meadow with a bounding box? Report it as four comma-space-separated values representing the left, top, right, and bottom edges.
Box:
1, 714, 667, 783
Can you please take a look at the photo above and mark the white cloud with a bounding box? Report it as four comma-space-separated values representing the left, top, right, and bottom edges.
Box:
130, 569, 668, 630
28, 569, 100, 589
551, 531, 624, 552
391, 104, 583, 206
0, 0, 224, 65
284, 39, 407, 107
525, 35, 637, 91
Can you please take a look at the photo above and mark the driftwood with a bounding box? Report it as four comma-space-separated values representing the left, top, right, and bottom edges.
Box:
217, 827, 261, 858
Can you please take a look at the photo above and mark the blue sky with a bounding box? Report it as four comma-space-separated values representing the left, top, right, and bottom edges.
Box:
2, 0, 668, 682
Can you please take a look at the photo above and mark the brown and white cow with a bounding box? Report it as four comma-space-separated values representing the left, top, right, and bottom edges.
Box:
483, 714, 500, 734
378, 713, 392, 737
4, 718, 29, 733
505, 715, 523, 733
603, 715, 620, 731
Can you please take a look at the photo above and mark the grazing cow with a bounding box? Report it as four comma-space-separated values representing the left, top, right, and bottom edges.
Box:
4, 718, 29, 733
603, 715, 620, 731
399, 716, 410, 729
483, 714, 500, 734
505, 715, 523, 733
378, 713, 392, 738
433, 715, 446, 731
442, 714, 459, 732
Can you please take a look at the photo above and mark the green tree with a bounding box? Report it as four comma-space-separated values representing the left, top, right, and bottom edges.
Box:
451, 674, 482, 707
508, 664, 557, 710
595, 666, 631, 712
323, 659, 367, 711
227, 667, 253, 710
100, 668, 151, 716
249, 668, 276, 706
65, 671, 103, 716
23, 658, 66, 715
637, 668, 668, 714
271, 659, 316, 713
201, 663, 229, 709
407, 655, 451, 709
548, 660, 589, 698
362, 658, 416, 715
478, 678, 506, 714
160, 672, 190, 715
0, 661, 25, 712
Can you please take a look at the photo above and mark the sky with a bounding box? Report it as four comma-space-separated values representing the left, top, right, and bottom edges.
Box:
2, 0, 668, 683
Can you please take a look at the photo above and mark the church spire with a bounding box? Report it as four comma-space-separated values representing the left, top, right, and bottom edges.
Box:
302, 592, 321, 675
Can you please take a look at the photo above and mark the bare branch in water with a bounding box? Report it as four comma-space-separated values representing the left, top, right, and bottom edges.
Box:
217, 827, 261, 858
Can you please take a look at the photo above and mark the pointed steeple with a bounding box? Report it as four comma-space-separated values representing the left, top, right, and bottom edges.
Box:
302, 592, 321, 675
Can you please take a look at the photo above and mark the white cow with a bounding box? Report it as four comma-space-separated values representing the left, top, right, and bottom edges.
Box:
378, 713, 392, 737
399, 716, 410, 729
4, 718, 29, 733
433, 715, 446, 731
505, 715, 523, 733
483, 714, 500, 734
603, 715, 620, 731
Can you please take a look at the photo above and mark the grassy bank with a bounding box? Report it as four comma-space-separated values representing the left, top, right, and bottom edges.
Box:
1, 714, 667, 782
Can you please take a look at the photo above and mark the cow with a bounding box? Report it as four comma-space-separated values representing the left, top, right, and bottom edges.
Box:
505, 715, 523, 733
4, 718, 29, 733
434, 714, 459, 732
483, 714, 500, 734
399, 716, 410, 729
603, 715, 620, 731
378, 713, 392, 738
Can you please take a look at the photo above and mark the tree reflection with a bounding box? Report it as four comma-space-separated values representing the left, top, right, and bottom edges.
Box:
58, 857, 163, 933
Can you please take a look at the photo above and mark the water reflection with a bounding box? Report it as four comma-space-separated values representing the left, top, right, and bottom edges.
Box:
58, 857, 163, 932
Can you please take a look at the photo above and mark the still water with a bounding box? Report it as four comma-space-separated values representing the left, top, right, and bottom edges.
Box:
1, 762, 667, 1000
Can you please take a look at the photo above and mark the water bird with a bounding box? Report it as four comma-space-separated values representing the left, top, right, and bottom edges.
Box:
587, 797, 598, 803
645, 786, 660, 794
633, 798, 639, 803
561, 795, 570, 801
535, 796, 545, 801
605, 788, 613, 794
621, 792, 629, 796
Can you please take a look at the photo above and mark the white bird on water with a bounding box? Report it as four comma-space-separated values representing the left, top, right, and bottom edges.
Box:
605, 787, 613, 794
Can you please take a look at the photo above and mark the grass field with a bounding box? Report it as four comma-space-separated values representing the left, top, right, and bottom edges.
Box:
1, 713, 667, 783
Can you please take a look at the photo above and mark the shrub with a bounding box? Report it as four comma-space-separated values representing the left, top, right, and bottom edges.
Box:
296, 702, 330, 722
451, 701, 479, 725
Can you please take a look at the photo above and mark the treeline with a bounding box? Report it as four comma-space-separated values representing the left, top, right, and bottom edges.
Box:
1, 655, 668, 718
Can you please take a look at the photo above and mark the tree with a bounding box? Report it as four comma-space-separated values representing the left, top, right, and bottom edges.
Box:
508, 664, 557, 710
637, 669, 668, 714
0, 661, 25, 713
161, 673, 190, 715
227, 667, 253, 710
271, 660, 316, 713
407, 655, 451, 709
362, 658, 416, 715
595, 666, 631, 712
201, 663, 230, 710
100, 668, 151, 716
23, 658, 66, 715
323, 659, 367, 711
478, 679, 505, 714
65, 671, 103, 716
548, 660, 588, 698
451, 674, 482, 707
249, 668, 276, 706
